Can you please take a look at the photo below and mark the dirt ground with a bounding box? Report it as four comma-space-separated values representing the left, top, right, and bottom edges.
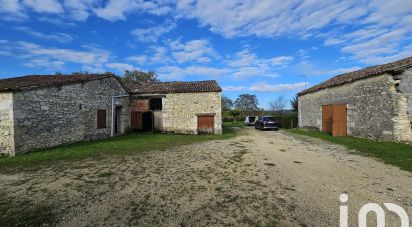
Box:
1, 128, 411, 226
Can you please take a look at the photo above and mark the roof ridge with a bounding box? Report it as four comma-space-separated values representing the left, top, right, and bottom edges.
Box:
0, 73, 117, 92
298, 56, 412, 96
126, 80, 222, 94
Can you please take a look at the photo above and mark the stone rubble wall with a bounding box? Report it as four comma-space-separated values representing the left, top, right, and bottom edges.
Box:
396, 68, 412, 141
12, 77, 130, 154
162, 92, 222, 134
0, 93, 14, 156
298, 73, 412, 142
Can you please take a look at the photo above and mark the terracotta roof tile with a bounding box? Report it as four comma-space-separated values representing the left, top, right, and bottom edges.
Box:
298, 56, 412, 96
0, 74, 116, 92
126, 80, 222, 94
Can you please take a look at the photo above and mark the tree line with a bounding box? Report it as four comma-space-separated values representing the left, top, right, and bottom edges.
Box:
222, 94, 298, 124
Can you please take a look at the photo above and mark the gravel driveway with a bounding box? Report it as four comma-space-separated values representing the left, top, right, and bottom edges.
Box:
1, 128, 411, 226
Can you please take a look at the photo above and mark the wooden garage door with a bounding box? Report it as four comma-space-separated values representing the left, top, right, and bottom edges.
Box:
131, 111, 142, 131
332, 104, 347, 136
322, 105, 333, 133
197, 115, 214, 134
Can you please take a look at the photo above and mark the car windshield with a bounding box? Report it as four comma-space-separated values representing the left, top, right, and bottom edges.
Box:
249, 117, 256, 122
264, 117, 276, 121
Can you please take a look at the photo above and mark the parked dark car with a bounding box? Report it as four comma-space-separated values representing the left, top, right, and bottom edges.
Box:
255, 116, 279, 131
244, 116, 257, 126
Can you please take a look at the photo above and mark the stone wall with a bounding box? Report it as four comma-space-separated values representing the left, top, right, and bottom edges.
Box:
12, 77, 130, 154
298, 73, 411, 141
0, 93, 14, 156
396, 68, 412, 141
163, 92, 222, 134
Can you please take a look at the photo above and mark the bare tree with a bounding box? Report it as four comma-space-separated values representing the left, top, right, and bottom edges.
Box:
270, 96, 287, 114
235, 94, 259, 116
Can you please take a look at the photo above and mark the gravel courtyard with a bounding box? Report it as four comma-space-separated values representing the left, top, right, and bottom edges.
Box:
1, 128, 411, 226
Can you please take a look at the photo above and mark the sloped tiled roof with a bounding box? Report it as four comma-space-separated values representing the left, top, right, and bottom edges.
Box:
298, 56, 412, 96
126, 80, 222, 94
0, 74, 121, 92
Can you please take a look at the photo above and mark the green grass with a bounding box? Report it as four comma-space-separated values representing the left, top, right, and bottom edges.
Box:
222, 121, 245, 128
287, 129, 412, 172
0, 123, 240, 170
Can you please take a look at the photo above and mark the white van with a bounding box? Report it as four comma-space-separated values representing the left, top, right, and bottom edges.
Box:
244, 116, 257, 126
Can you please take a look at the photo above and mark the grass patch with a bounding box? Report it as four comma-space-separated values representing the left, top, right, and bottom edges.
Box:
222, 121, 245, 128
0, 123, 240, 170
0, 191, 57, 226
287, 129, 412, 172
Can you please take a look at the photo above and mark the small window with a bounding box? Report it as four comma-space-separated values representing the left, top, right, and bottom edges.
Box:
97, 110, 107, 129
150, 98, 162, 110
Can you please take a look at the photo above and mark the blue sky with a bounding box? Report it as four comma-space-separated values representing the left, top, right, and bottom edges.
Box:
0, 0, 411, 109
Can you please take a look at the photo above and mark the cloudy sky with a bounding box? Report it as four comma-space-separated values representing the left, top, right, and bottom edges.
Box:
0, 0, 411, 108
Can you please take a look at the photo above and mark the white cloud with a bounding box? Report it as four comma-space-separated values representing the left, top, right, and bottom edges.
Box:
0, 0, 27, 21
297, 60, 362, 77
127, 46, 172, 65
94, 0, 172, 21
23, 58, 65, 70
157, 65, 230, 80
131, 20, 176, 42
228, 50, 292, 79
23, 0, 64, 14
174, 0, 412, 64
15, 26, 73, 43
170, 39, 218, 63
324, 38, 344, 46
175, 0, 362, 38
127, 55, 148, 64
222, 85, 246, 91
93, 0, 130, 21
270, 56, 294, 66
250, 82, 307, 92
64, 0, 97, 21
11, 41, 111, 71
106, 62, 135, 72
222, 81, 308, 93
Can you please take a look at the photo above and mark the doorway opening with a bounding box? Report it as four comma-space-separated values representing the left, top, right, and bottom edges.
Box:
114, 106, 122, 135
142, 112, 153, 132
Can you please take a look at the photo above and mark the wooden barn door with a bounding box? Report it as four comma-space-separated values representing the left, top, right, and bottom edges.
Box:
332, 104, 347, 136
131, 111, 142, 131
322, 105, 333, 134
197, 115, 214, 134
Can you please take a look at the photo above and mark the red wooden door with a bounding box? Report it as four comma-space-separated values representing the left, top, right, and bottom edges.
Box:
322, 105, 333, 134
332, 104, 347, 136
197, 115, 214, 134
131, 111, 142, 131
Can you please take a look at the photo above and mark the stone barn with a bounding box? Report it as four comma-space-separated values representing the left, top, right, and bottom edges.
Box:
0, 74, 222, 156
126, 80, 222, 135
298, 56, 412, 142
0, 74, 130, 156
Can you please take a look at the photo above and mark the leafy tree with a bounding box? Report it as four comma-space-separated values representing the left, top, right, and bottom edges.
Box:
290, 95, 298, 112
221, 96, 234, 110
270, 96, 287, 114
123, 70, 159, 83
235, 94, 259, 116
228, 109, 241, 122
